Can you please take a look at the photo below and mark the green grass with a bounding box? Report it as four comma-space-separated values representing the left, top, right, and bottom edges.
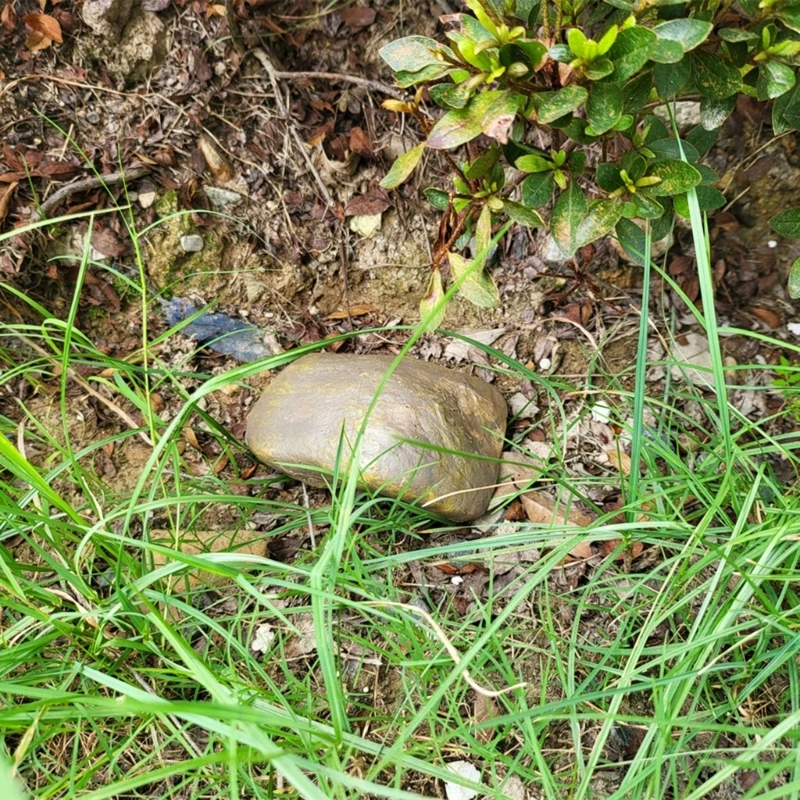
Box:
3, 172, 800, 800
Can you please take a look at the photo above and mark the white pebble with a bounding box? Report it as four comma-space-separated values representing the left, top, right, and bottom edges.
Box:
768, 240, 778, 248
592, 400, 612, 424
539, 357, 551, 371
787, 322, 800, 336
180, 234, 204, 253
451, 575, 464, 585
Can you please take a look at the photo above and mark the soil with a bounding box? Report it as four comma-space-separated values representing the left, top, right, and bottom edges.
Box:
2, 0, 800, 797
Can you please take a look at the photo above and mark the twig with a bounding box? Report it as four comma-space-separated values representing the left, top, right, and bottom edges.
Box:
364, 601, 527, 698
273, 70, 405, 101
32, 168, 150, 221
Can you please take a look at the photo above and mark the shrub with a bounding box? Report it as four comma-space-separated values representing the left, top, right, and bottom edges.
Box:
378, 0, 800, 323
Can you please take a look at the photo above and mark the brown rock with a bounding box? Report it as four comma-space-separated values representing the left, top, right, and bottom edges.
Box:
245, 353, 508, 522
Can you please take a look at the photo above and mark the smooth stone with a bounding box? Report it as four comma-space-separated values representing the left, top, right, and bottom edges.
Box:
245, 353, 508, 522
180, 234, 204, 253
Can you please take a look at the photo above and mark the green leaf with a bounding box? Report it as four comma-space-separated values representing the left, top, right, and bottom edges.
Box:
631, 192, 664, 219
551, 182, 588, 257
789, 257, 800, 298
585, 58, 615, 80
757, 61, 796, 101
549, 43, 574, 62
424, 188, 449, 211
778, 6, 800, 34
427, 91, 508, 149
380, 36, 445, 72
504, 200, 546, 227
420, 267, 447, 331
575, 199, 625, 248
380, 143, 425, 189
654, 58, 691, 98
691, 51, 741, 98
448, 32, 494, 72
615, 218, 648, 265
700, 96, 736, 130
465, 147, 501, 180
648, 137, 699, 162
597, 162, 623, 192
623, 72, 654, 115
430, 81, 473, 109
686, 124, 719, 155
644, 159, 702, 196
567, 28, 588, 58
607, 27, 657, 82
650, 38, 684, 64
449, 251, 500, 307
586, 83, 624, 135
516, 153, 552, 172
536, 86, 589, 124
695, 164, 720, 185
480, 92, 521, 144
395, 64, 451, 88
475, 204, 492, 257
718, 28, 758, 42
654, 19, 713, 52
521, 172, 554, 208
597, 25, 619, 55
568, 150, 587, 175
515, 40, 548, 70
770, 208, 800, 238
773, 83, 799, 134
622, 151, 646, 181
673, 186, 726, 217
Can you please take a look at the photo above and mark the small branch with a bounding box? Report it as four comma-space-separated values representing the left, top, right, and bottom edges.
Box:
273, 71, 405, 101
32, 168, 150, 221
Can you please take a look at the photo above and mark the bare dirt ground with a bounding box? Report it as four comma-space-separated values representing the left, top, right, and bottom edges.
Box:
3, 0, 800, 796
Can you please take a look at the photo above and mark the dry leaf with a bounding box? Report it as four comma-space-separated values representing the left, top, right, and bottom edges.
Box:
1, 3, 17, 30
344, 194, 391, 217
0, 181, 18, 222
197, 134, 233, 181
601, 539, 644, 561
605, 448, 631, 476
24, 11, 62, 42
205, 3, 226, 16
25, 29, 51, 50
183, 426, 201, 451
749, 306, 781, 328
520, 490, 594, 527
323, 304, 377, 320
338, 6, 376, 26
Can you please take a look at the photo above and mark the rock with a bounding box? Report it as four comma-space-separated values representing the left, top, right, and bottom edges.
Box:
107, 9, 166, 85
671, 332, 713, 388
180, 234, 204, 253
82, 0, 134, 43
653, 101, 701, 131
349, 213, 382, 238
138, 189, 157, 209
245, 353, 508, 523
203, 186, 244, 209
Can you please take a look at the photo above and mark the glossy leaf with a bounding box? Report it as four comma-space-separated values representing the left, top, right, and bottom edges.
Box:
504, 200, 546, 227
700, 96, 736, 131
516, 153, 552, 172
551, 182, 588, 257
597, 162, 623, 192
778, 6, 800, 34
673, 186, 725, 217
424, 188, 449, 211
380, 143, 425, 189
449, 251, 500, 307
586, 83, 624, 135
536, 86, 589, 124
465, 147, 500, 180
607, 27, 657, 82
644, 159, 702, 196
691, 51, 741, 98
585, 59, 614, 80
427, 91, 510, 149
789, 257, 800, 298
654, 19, 713, 52
648, 138, 699, 162
770, 208, 800, 238
650, 38, 684, 64
631, 193, 664, 219
615, 218, 649, 265
380, 36, 443, 72
521, 172, 554, 207
757, 61, 796, 101
395, 64, 451, 87
575, 199, 625, 248
623, 72, 654, 115
419, 267, 447, 331
653, 58, 690, 98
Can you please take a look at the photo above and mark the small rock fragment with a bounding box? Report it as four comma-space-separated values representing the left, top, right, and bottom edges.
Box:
82, 0, 134, 42
139, 189, 157, 209
180, 234, 204, 253
444, 761, 482, 800
203, 186, 244, 209
509, 392, 538, 419
107, 9, 167, 85
245, 354, 508, 523
349, 213, 382, 238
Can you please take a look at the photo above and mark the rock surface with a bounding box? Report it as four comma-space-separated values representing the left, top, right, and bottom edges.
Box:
107, 9, 167, 85
245, 353, 508, 522
82, 0, 134, 43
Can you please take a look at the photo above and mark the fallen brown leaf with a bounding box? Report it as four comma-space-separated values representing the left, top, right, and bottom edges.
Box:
323, 304, 377, 320
605, 447, 631, 476
520, 490, 594, 527
1, 3, 16, 30
338, 6, 376, 26
344, 193, 391, 217
183, 426, 201, 451
600, 539, 644, 561
749, 306, 781, 328
25, 29, 51, 50
24, 11, 62, 42
0, 181, 18, 222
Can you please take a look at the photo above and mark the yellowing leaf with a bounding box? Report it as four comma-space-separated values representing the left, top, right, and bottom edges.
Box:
449, 251, 499, 308
380, 143, 425, 189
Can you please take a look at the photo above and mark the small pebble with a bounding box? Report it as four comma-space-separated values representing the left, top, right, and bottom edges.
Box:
203, 186, 244, 209
180, 234, 204, 253
139, 190, 157, 209
87, 111, 100, 124
768, 240, 778, 248
539, 357, 551, 371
